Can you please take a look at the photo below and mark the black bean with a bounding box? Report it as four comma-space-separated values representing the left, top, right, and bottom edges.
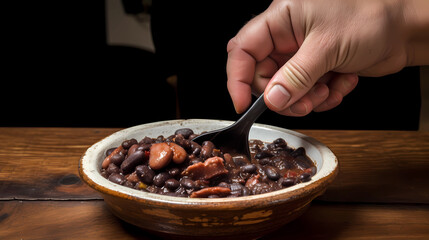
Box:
168, 167, 181, 178
166, 135, 175, 142
124, 181, 134, 188
294, 155, 313, 169
100, 169, 108, 178
241, 164, 257, 173
110, 153, 125, 166
192, 147, 201, 156
106, 163, 120, 175
273, 138, 287, 147
280, 177, 296, 187
232, 155, 249, 166
299, 172, 311, 182
106, 148, 116, 157
137, 143, 151, 152
180, 178, 196, 189
190, 141, 201, 150
264, 166, 280, 181
255, 151, 273, 159
174, 135, 191, 149
175, 128, 194, 139
200, 141, 215, 159
139, 136, 153, 144
153, 172, 171, 187
164, 179, 180, 190
135, 165, 155, 184
242, 186, 250, 196
258, 157, 271, 165
120, 150, 144, 174
291, 147, 306, 157
122, 139, 138, 149
155, 135, 165, 143
194, 180, 208, 190
108, 173, 126, 185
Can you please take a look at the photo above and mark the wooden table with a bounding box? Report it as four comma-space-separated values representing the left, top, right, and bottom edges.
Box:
1, 128, 428, 239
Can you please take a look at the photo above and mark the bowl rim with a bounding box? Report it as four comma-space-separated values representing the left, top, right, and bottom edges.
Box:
79, 119, 338, 208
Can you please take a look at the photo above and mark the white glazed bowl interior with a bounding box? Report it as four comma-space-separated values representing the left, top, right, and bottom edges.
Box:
80, 119, 337, 204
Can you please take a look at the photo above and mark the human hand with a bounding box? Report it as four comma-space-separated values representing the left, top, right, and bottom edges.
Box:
227, 0, 428, 116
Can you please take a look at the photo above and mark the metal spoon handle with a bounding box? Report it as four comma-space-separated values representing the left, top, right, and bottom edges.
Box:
234, 93, 267, 131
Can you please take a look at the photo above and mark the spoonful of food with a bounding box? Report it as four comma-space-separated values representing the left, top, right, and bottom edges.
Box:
192, 94, 267, 159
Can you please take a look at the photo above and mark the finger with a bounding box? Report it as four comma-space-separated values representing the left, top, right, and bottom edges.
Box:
226, 14, 274, 113
226, 47, 256, 114
252, 56, 279, 96
330, 73, 359, 96
264, 33, 332, 112
276, 83, 329, 116
314, 73, 358, 112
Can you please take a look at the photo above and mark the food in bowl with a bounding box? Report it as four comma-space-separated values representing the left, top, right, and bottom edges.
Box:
100, 128, 317, 198
80, 119, 338, 239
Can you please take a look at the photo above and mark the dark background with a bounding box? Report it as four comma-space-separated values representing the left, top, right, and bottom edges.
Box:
1, 0, 421, 130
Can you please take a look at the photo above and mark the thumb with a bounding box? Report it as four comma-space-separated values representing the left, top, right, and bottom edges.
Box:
264, 36, 331, 112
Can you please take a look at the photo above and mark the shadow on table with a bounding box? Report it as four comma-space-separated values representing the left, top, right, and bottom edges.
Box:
102, 204, 162, 240
107, 202, 356, 240
260, 202, 357, 240
117, 220, 163, 240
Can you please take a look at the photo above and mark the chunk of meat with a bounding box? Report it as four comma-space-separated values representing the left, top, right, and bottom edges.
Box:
182, 156, 228, 180
245, 174, 260, 188
190, 187, 231, 198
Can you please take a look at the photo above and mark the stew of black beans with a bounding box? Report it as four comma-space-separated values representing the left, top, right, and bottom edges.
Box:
100, 128, 317, 198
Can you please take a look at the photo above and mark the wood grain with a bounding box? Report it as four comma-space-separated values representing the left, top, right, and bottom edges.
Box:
300, 130, 429, 203
1, 128, 429, 239
1, 201, 428, 240
1, 128, 429, 203
0, 128, 119, 200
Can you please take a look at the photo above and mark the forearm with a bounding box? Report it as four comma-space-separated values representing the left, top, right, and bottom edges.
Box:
403, 0, 429, 66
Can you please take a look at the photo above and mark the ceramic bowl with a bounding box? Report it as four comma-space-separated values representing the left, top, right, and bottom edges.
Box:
79, 119, 338, 239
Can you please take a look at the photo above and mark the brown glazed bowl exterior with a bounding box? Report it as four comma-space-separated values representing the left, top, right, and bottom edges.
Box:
79, 119, 338, 239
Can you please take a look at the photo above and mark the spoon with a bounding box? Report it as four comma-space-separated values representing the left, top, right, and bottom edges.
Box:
192, 93, 267, 159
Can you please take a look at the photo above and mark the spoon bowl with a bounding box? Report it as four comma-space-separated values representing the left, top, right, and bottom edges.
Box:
192, 94, 267, 158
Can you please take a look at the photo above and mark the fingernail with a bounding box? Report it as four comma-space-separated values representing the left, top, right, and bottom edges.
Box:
266, 84, 291, 110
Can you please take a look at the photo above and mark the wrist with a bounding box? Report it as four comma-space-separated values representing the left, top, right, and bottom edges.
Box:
402, 0, 429, 66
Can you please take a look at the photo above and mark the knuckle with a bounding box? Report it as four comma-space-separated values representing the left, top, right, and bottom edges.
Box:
227, 37, 238, 52
281, 61, 313, 90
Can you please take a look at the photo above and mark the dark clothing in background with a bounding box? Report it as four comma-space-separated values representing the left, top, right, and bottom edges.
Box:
1, 0, 421, 130
2, 1, 175, 127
